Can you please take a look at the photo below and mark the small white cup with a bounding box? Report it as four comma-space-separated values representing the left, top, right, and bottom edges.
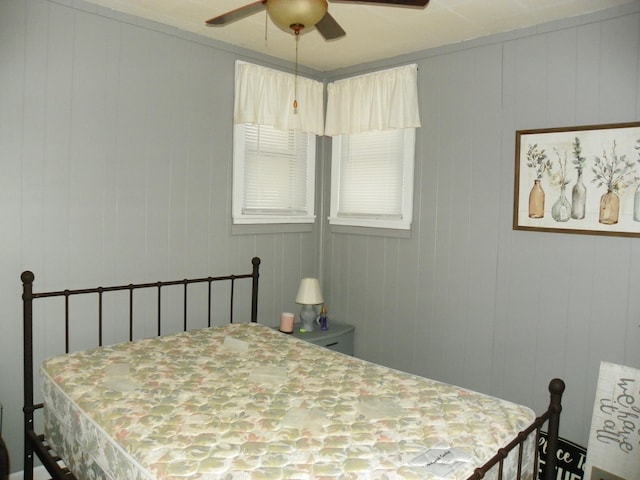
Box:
279, 312, 295, 333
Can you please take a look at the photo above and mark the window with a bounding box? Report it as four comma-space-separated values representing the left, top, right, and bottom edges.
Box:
233, 123, 316, 224
330, 128, 415, 229
325, 64, 421, 230
232, 61, 324, 225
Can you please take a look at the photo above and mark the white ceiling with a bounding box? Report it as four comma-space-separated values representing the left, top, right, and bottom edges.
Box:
81, 0, 635, 71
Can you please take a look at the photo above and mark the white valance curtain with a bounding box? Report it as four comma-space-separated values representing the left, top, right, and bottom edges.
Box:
324, 64, 421, 136
234, 61, 325, 135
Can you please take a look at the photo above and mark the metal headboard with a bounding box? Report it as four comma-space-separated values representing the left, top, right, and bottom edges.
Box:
22, 256, 261, 480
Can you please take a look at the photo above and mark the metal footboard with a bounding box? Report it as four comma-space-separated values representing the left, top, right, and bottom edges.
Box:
466, 378, 565, 480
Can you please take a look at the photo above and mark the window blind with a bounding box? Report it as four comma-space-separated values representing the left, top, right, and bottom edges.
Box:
337, 129, 405, 218
242, 124, 310, 215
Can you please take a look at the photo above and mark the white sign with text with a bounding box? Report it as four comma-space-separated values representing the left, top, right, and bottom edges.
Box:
584, 361, 640, 480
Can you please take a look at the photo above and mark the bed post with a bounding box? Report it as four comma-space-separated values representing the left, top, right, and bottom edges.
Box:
250, 257, 260, 323
544, 378, 565, 480
21, 271, 35, 480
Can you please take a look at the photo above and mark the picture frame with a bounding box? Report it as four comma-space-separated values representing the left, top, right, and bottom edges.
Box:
514, 122, 640, 238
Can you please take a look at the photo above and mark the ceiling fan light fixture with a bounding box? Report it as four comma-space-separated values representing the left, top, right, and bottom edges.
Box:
266, 0, 328, 33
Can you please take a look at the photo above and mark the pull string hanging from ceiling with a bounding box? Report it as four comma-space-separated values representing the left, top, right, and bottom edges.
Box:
293, 26, 301, 111
264, 9, 268, 44
269, 0, 328, 113
259, 7, 300, 111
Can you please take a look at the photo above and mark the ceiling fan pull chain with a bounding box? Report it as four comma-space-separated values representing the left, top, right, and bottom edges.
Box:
293, 29, 300, 111
264, 8, 268, 45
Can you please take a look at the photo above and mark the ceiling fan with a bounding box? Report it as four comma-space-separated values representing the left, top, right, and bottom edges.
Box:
206, 0, 430, 40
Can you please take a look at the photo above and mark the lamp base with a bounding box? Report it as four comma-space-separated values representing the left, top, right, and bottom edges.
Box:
299, 304, 317, 332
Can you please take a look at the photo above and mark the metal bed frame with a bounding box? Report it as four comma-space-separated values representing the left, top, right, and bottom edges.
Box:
468, 378, 564, 480
22, 257, 261, 480
22, 255, 563, 480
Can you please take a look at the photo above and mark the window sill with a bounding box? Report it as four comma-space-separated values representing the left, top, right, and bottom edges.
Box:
328, 217, 411, 230
232, 223, 315, 235
328, 223, 412, 239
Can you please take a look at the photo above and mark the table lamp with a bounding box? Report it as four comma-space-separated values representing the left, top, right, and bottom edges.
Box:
295, 278, 323, 332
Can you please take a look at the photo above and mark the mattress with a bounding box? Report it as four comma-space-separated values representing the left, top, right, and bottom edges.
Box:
41, 323, 535, 480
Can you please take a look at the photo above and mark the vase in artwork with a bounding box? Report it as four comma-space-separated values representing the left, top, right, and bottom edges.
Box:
571, 172, 586, 220
634, 184, 640, 222
599, 190, 620, 225
528, 180, 545, 218
552, 185, 571, 222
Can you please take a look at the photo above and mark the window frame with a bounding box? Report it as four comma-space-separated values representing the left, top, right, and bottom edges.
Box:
329, 127, 416, 230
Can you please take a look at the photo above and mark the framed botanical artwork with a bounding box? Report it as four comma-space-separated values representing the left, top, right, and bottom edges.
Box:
514, 122, 640, 237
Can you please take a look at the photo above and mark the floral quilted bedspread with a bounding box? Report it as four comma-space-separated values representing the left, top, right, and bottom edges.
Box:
41, 323, 535, 479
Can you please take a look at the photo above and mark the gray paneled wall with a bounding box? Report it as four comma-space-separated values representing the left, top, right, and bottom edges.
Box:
0, 0, 318, 471
324, 3, 640, 447
2, 0, 640, 473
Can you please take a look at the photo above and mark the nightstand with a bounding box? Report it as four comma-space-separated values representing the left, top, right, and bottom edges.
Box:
283, 321, 355, 356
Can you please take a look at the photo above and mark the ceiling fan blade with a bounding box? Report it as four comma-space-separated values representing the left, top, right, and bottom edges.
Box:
206, 1, 266, 26
315, 12, 346, 40
330, 0, 429, 7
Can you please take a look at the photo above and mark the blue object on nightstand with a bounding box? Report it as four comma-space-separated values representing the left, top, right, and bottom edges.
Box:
318, 304, 328, 331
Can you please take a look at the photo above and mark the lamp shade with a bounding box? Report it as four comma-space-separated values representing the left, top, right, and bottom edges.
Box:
295, 278, 324, 305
